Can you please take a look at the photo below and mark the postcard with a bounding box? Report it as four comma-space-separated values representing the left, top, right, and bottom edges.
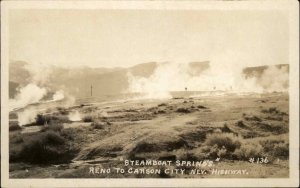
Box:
1, 0, 299, 187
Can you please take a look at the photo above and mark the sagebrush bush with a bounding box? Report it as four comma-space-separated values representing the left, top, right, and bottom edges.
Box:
273, 142, 289, 159
234, 143, 264, 160
18, 130, 66, 163
83, 116, 93, 122
176, 108, 191, 113
35, 114, 69, 125
205, 133, 242, 152
35, 114, 50, 125
9, 123, 22, 131
259, 138, 289, 159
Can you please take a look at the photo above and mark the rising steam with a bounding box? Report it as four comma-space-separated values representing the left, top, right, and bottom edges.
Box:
17, 107, 38, 126
126, 61, 289, 98
52, 90, 65, 101
68, 111, 82, 121
9, 84, 47, 111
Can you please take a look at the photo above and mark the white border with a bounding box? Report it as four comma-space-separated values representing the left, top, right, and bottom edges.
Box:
1, 0, 299, 187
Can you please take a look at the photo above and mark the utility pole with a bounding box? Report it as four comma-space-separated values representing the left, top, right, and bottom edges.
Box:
91, 85, 93, 97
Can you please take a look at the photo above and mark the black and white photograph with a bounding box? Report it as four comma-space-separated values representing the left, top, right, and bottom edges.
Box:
1, 0, 299, 187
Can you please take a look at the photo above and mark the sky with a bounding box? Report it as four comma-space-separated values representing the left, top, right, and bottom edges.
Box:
9, 9, 289, 68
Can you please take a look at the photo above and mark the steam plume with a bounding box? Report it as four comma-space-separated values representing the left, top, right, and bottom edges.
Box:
9, 84, 47, 111
127, 61, 289, 98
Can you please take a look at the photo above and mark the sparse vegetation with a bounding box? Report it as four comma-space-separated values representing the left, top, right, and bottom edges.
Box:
10, 128, 79, 164
9, 92, 289, 178
34, 114, 69, 126
259, 138, 289, 159
176, 108, 191, 113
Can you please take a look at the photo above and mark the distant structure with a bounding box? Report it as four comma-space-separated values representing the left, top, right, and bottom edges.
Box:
91, 85, 93, 96
185, 87, 187, 91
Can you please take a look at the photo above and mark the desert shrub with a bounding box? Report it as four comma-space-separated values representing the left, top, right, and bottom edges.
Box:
91, 122, 105, 129
83, 115, 93, 122
272, 143, 289, 159
17, 131, 66, 164
9, 123, 22, 131
35, 114, 69, 125
41, 123, 64, 132
200, 144, 219, 159
259, 138, 289, 159
35, 114, 50, 125
221, 123, 233, 133
205, 133, 242, 152
234, 143, 264, 160
176, 108, 191, 113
